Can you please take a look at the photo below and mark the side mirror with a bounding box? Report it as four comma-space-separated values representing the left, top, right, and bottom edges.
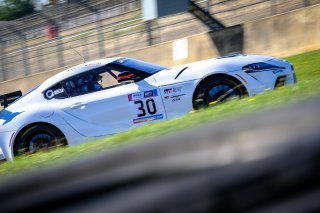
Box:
117, 71, 142, 83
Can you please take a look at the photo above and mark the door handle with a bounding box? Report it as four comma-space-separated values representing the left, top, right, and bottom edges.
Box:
70, 102, 87, 110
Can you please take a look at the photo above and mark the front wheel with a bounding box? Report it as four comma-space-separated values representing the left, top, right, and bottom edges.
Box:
14, 124, 67, 156
193, 77, 247, 109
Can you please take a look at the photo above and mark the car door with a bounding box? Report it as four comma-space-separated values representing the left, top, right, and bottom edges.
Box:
58, 76, 166, 137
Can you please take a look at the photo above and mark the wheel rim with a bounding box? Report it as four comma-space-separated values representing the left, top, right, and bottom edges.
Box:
28, 132, 55, 153
14, 125, 67, 157
206, 84, 237, 104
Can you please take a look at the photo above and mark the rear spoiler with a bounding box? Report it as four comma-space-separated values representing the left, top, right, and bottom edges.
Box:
0, 91, 22, 108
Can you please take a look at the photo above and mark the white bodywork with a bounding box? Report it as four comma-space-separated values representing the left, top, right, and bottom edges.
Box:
0, 55, 296, 160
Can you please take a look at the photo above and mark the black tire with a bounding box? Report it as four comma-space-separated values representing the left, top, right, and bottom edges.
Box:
14, 124, 67, 156
193, 77, 247, 109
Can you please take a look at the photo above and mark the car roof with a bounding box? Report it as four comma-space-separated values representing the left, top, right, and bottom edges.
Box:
39, 57, 122, 91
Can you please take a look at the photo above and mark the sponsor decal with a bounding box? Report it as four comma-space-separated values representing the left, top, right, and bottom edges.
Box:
164, 88, 172, 94
133, 114, 163, 124
171, 94, 186, 98
133, 93, 144, 100
128, 89, 158, 101
54, 88, 64, 95
128, 93, 143, 101
45, 90, 54, 99
171, 94, 186, 102
164, 94, 186, 102
144, 90, 154, 98
164, 87, 182, 94
173, 87, 182, 93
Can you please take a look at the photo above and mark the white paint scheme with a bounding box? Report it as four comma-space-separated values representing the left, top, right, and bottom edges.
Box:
0, 55, 296, 160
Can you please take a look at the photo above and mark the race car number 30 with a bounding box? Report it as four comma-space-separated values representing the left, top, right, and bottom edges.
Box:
128, 89, 164, 124
134, 99, 156, 117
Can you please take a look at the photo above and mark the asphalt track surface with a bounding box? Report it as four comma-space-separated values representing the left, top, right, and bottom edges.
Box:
0, 98, 320, 212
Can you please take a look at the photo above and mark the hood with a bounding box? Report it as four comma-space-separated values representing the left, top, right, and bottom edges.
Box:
153, 54, 274, 86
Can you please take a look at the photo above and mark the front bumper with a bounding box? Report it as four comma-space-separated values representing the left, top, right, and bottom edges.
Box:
240, 65, 296, 95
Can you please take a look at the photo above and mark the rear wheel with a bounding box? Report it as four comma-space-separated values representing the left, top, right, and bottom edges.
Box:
193, 77, 247, 109
14, 124, 67, 156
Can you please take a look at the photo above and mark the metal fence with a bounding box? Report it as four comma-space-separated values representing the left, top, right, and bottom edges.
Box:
0, 0, 319, 83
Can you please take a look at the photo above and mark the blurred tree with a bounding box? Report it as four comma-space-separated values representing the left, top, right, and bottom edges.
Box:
0, 0, 34, 21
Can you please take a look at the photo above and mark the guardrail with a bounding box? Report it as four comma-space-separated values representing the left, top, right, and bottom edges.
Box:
0, 99, 319, 212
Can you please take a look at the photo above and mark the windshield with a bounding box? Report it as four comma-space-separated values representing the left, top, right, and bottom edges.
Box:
111, 58, 167, 75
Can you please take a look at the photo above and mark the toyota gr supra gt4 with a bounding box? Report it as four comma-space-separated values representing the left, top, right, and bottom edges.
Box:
0, 54, 296, 160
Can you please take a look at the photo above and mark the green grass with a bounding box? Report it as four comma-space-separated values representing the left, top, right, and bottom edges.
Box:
1, 49, 320, 180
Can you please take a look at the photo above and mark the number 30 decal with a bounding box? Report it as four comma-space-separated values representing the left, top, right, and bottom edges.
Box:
134, 98, 157, 117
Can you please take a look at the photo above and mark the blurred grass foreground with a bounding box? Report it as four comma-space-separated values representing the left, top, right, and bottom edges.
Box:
0, 49, 320, 179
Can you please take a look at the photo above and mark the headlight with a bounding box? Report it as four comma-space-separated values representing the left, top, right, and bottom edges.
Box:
242, 62, 285, 73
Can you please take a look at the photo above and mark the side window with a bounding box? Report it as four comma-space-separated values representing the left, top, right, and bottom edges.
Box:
62, 71, 104, 97
58, 65, 143, 98
44, 83, 68, 100
61, 68, 123, 97
100, 69, 120, 88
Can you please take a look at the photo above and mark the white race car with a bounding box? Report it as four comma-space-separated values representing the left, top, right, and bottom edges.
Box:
0, 54, 296, 160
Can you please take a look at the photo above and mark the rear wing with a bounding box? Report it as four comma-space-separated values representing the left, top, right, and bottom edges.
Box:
0, 91, 22, 108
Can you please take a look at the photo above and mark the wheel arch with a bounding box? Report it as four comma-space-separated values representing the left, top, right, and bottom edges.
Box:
13, 122, 67, 153
192, 73, 248, 109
